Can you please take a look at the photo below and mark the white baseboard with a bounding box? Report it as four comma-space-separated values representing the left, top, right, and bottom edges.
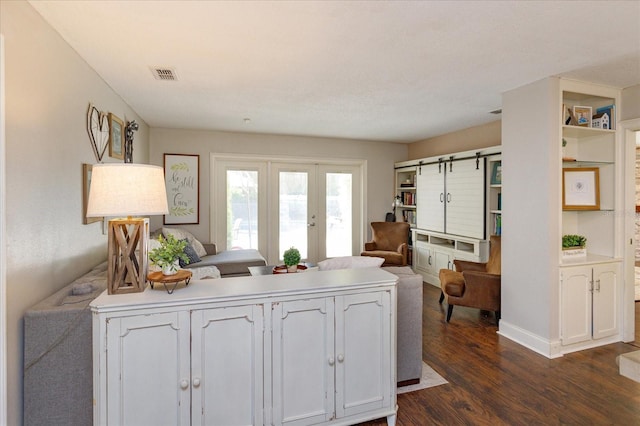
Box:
498, 320, 563, 359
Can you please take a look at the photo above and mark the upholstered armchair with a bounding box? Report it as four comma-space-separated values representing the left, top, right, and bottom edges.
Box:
438, 235, 501, 323
361, 221, 411, 266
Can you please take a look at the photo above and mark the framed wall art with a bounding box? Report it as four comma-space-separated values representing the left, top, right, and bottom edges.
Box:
82, 163, 103, 224
108, 113, 124, 160
164, 153, 199, 224
572, 106, 592, 127
562, 167, 600, 210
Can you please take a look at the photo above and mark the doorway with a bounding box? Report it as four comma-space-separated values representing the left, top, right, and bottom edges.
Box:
212, 155, 364, 265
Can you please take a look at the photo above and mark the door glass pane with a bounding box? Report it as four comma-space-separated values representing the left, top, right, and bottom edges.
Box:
326, 173, 352, 257
227, 170, 258, 250
279, 172, 308, 260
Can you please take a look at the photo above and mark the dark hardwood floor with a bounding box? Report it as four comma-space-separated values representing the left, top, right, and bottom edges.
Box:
363, 284, 640, 425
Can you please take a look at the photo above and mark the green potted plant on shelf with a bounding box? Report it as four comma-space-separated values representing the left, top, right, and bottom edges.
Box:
283, 246, 301, 273
562, 234, 587, 259
149, 234, 190, 275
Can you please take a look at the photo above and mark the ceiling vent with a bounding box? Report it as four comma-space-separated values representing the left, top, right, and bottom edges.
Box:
489, 109, 502, 115
150, 67, 178, 81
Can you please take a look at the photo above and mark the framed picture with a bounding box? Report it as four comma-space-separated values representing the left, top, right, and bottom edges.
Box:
490, 161, 502, 185
572, 106, 592, 127
562, 167, 600, 210
108, 113, 124, 160
164, 153, 199, 224
82, 163, 103, 224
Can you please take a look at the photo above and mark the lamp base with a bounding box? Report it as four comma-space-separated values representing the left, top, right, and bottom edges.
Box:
107, 218, 148, 295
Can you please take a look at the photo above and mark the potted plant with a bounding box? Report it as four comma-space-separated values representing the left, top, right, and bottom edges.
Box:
149, 234, 190, 275
562, 234, 587, 259
283, 246, 301, 273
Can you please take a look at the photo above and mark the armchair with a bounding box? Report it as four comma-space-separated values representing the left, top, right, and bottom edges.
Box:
438, 235, 501, 323
361, 221, 411, 266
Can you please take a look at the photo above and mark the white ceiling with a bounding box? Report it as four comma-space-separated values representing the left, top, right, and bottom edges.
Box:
29, 0, 640, 143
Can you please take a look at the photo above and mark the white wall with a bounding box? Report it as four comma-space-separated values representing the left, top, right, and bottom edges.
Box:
149, 128, 408, 246
0, 2, 150, 424
622, 84, 640, 120
500, 77, 560, 355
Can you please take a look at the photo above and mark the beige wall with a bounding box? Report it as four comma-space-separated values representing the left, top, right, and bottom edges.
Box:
149, 128, 408, 246
1, 2, 149, 424
622, 84, 640, 121
408, 120, 501, 159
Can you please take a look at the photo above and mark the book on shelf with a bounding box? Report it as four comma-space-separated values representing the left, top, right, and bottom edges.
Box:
494, 214, 502, 236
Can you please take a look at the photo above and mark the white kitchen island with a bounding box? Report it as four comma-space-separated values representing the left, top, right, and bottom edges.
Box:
91, 267, 398, 426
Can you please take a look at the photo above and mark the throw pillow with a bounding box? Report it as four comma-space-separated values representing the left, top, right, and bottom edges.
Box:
318, 256, 385, 271
162, 227, 208, 258
179, 239, 202, 268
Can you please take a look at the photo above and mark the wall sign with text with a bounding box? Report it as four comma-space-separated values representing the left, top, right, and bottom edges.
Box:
163, 153, 199, 224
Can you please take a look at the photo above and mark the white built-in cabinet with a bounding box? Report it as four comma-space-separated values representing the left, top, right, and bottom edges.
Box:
412, 230, 488, 286
91, 269, 397, 426
501, 77, 624, 357
560, 260, 621, 348
416, 157, 485, 240
395, 146, 500, 286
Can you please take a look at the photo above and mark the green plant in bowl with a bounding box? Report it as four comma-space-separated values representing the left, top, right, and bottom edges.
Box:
149, 234, 190, 275
562, 234, 586, 248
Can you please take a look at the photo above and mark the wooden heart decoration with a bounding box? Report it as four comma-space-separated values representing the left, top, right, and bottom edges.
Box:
87, 104, 110, 162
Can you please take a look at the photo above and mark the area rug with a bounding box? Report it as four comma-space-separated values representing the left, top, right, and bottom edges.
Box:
397, 361, 448, 394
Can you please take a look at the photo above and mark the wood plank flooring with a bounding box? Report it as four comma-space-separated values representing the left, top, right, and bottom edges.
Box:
363, 284, 640, 425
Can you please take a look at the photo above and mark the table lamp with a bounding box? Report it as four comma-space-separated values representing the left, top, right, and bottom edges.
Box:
87, 163, 168, 294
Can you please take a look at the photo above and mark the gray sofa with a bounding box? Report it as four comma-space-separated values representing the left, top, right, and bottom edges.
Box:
23, 262, 108, 426
153, 227, 267, 277
383, 266, 424, 385
193, 243, 267, 277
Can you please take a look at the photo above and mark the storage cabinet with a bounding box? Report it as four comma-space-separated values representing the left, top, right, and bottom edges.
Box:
92, 269, 397, 426
560, 261, 621, 348
100, 305, 264, 426
272, 291, 392, 425
412, 229, 488, 286
416, 157, 485, 240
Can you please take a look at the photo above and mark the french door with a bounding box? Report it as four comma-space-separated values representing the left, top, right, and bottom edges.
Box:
270, 163, 360, 264
213, 156, 362, 265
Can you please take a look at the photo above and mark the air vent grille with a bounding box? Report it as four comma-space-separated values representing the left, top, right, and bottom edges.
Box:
150, 67, 178, 81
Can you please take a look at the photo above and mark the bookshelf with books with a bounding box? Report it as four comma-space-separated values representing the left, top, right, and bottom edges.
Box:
488, 156, 502, 236
395, 166, 417, 227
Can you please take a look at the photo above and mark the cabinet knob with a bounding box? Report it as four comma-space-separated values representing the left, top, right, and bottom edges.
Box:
595, 279, 601, 292
328, 356, 335, 366
180, 380, 189, 390
337, 354, 344, 363
192, 378, 201, 388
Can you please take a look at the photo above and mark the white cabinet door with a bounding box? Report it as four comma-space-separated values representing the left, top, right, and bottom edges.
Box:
191, 305, 264, 426
335, 291, 392, 419
560, 266, 592, 346
446, 158, 485, 239
105, 312, 191, 426
272, 298, 335, 426
416, 163, 445, 233
414, 244, 432, 274
434, 249, 453, 273
592, 263, 620, 340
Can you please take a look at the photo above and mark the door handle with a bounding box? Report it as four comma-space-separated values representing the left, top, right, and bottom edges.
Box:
179, 379, 189, 390
192, 378, 201, 388
328, 356, 335, 366
595, 279, 601, 292
440, 193, 444, 203
447, 193, 451, 203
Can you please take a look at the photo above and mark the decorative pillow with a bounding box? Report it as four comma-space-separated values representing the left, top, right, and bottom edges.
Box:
162, 227, 207, 258
179, 239, 202, 268
318, 256, 385, 271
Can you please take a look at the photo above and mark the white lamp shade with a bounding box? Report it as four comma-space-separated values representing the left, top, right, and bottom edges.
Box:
87, 163, 169, 217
